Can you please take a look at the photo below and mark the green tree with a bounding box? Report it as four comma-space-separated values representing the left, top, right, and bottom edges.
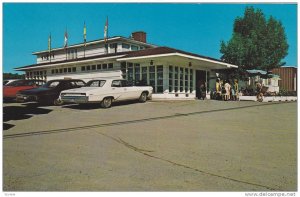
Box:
3, 73, 25, 80
220, 7, 289, 76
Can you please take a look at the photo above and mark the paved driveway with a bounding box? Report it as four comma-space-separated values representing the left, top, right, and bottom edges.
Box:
3, 100, 297, 191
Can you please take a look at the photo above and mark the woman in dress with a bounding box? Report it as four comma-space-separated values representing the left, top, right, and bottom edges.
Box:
224, 80, 231, 101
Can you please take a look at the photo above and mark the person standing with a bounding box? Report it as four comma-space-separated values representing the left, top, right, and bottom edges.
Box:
215, 78, 221, 100
224, 80, 231, 101
234, 79, 239, 101
200, 82, 206, 100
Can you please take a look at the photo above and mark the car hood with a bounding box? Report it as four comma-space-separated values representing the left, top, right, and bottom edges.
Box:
3, 86, 17, 89
19, 87, 52, 95
61, 87, 101, 94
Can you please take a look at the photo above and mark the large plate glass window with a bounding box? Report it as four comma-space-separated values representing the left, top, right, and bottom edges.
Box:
121, 62, 126, 79
190, 69, 193, 93
134, 64, 140, 83
169, 66, 173, 92
180, 67, 184, 92
141, 67, 148, 84
102, 64, 108, 69
127, 63, 133, 82
174, 67, 178, 92
149, 66, 155, 93
156, 65, 163, 93
185, 68, 189, 92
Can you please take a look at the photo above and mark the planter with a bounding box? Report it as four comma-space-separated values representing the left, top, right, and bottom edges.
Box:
240, 95, 297, 102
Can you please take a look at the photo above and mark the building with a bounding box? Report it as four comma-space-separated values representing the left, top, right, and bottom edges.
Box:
271, 67, 297, 92
15, 31, 238, 99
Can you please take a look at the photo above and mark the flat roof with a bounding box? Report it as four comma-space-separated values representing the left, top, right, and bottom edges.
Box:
15, 47, 238, 71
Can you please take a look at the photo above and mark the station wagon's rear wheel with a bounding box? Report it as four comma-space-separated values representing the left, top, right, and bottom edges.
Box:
139, 92, 148, 103
101, 97, 112, 108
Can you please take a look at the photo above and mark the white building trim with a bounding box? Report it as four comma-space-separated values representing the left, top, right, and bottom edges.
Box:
32, 37, 157, 55
117, 53, 178, 61
175, 53, 238, 68
15, 55, 127, 71
117, 52, 238, 69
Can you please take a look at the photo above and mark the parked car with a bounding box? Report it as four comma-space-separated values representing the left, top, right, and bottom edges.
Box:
3, 79, 45, 100
16, 79, 86, 105
3, 79, 19, 86
60, 79, 153, 108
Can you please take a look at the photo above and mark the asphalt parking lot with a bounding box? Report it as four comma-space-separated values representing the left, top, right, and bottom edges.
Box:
3, 100, 297, 191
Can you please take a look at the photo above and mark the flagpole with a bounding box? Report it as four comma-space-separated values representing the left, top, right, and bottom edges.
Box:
65, 27, 68, 60
48, 33, 51, 63
84, 21, 86, 58
104, 16, 108, 54
106, 16, 108, 41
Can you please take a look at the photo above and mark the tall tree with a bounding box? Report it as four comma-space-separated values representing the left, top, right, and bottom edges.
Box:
220, 7, 289, 75
3, 73, 25, 80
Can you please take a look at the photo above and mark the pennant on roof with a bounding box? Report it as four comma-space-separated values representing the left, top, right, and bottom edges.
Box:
83, 22, 87, 46
64, 29, 68, 49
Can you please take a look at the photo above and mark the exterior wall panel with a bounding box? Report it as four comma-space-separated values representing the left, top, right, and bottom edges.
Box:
272, 67, 297, 91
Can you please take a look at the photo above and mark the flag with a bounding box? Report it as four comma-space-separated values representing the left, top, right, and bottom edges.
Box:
64, 29, 68, 49
83, 22, 87, 46
48, 34, 51, 53
104, 17, 108, 43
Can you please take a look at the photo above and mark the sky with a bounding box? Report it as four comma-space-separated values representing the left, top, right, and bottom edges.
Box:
2, 3, 298, 73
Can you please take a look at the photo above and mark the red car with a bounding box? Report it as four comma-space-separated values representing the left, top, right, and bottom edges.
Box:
3, 79, 45, 100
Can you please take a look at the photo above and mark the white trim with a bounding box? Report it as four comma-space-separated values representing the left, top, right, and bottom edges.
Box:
117, 52, 238, 68
15, 55, 126, 71
32, 37, 123, 55
32, 37, 157, 55
18, 51, 238, 71
117, 53, 178, 61
175, 53, 238, 68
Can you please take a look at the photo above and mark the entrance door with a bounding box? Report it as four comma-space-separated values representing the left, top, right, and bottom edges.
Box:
196, 70, 206, 99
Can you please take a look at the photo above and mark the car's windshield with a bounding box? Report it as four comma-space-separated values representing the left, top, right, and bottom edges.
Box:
42, 81, 60, 88
5, 80, 24, 86
6, 80, 31, 86
6, 80, 45, 87
85, 80, 106, 87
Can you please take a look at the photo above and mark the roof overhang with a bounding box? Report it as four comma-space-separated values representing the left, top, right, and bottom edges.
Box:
117, 52, 238, 69
15, 55, 127, 71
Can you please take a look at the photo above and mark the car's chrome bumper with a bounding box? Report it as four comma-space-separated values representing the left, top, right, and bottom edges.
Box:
16, 94, 38, 102
61, 96, 88, 103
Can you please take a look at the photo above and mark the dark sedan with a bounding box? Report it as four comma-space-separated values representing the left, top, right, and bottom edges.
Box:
16, 79, 86, 105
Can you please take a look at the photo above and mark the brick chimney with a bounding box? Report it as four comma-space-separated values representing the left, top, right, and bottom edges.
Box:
131, 31, 146, 43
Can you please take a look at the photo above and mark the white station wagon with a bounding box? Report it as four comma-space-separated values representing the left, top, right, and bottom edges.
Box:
60, 79, 153, 108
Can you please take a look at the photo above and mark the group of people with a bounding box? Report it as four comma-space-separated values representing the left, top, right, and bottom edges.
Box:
215, 78, 239, 101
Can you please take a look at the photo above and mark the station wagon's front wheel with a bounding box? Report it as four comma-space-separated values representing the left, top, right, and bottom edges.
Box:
101, 97, 112, 108
139, 92, 148, 103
